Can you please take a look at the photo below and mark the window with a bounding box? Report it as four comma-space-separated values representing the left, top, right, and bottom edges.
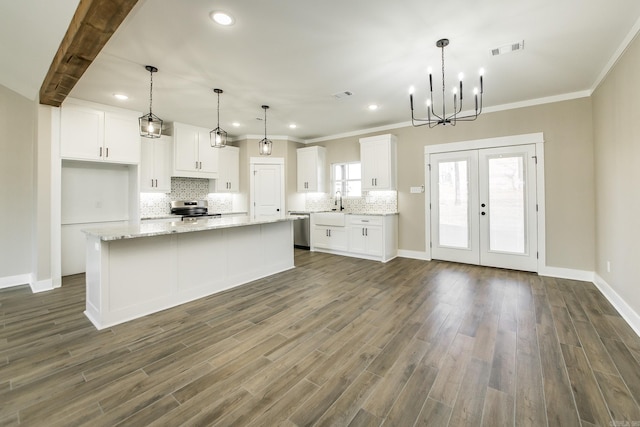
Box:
332, 162, 361, 197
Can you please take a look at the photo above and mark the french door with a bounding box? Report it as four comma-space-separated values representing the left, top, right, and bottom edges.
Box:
430, 144, 538, 272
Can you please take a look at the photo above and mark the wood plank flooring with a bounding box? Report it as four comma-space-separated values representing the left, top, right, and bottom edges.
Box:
1, 250, 640, 426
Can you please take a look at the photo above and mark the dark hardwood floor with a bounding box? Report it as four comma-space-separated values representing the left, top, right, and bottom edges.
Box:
1, 250, 640, 426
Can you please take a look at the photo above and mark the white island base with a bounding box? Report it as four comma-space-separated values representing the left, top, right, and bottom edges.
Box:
84, 219, 294, 329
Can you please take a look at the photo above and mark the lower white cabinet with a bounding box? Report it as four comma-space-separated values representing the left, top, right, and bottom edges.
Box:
312, 226, 348, 251
310, 213, 398, 262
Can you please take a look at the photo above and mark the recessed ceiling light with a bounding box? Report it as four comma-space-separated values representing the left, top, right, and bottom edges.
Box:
232, 122, 240, 127
113, 93, 128, 100
289, 124, 297, 129
210, 11, 235, 26
368, 104, 379, 111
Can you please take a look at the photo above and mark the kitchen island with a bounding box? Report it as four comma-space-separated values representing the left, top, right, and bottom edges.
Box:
82, 216, 299, 329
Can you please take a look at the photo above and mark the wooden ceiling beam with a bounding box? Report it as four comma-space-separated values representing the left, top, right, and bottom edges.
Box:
39, 0, 139, 107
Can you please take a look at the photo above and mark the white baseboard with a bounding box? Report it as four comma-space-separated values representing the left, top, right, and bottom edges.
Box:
538, 265, 595, 282
593, 273, 640, 337
0, 273, 31, 290
397, 249, 431, 261
30, 278, 54, 293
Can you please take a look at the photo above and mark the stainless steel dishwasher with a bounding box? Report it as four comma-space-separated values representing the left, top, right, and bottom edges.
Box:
289, 211, 310, 249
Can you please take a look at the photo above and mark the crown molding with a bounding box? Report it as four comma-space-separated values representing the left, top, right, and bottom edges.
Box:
591, 15, 640, 93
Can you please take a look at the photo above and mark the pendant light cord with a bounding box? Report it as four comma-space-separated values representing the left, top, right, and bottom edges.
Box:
441, 44, 446, 120
149, 69, 154, 116
217, 91, 220, 128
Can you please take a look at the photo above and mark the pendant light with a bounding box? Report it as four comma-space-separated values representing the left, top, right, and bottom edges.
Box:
210, 88, 227, 148
139, 65, 163, 138
258, 105, 272, 156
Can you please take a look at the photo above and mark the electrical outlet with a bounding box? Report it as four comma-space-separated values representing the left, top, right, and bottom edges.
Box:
410, 186, 424, 194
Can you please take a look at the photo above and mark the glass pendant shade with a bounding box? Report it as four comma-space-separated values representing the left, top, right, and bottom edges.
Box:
210, 88, 227, 148
139, 65, 163, 138
210, 127, 227, 148
258, 137, 272, 155
258, 105, 272, 156
139, 113, 162, 138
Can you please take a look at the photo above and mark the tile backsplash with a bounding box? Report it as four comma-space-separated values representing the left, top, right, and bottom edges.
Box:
141, 178, 398, 218
140, 177, 235, 218
304, 191, 397, 214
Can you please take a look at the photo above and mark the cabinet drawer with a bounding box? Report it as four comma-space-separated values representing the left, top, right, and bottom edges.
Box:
349, 215, 383, 226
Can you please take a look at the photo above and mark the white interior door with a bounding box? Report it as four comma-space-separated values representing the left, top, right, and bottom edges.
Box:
430, 144, 538, 272
252, 163, 283, 220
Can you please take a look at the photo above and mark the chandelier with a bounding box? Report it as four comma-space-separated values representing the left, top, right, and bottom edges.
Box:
139, 65, 163, 138
210, 88, 227, 148
409, 38, 484, 127
258, 105, 273, 155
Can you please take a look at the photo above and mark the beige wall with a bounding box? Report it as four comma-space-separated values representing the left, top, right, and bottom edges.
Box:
0, 84, 35, 280
592, 34, 640, 316
312, 97, 595, 271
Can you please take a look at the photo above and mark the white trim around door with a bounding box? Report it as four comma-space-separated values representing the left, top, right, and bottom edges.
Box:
424, 132, 546, 272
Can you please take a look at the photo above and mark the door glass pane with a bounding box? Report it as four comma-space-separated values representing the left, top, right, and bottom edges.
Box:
488, 155, 526, 253
438, 160, 469, 248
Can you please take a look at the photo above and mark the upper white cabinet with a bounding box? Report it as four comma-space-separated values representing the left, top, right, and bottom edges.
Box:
359, 134, 397, 190
212, 146, 239, 192
140, 135, 173, 192
173, 122, 219, 179
297, 146, 326, 192
61, 102, 140, 164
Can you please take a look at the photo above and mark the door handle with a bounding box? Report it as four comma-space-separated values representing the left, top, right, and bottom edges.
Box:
481, 203, 486, 207
99, 147, 102, 157
105, 147, 109, 158
481, 212, 486, 216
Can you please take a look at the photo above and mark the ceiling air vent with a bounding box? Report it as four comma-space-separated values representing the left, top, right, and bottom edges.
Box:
491, 40, 524, 56
332, 91, 353, 99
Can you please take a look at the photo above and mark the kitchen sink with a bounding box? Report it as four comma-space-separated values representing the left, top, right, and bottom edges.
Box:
313, 212, 345, 226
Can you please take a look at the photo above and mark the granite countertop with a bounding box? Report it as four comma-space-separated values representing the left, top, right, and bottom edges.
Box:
141, 212, 248, 221
289, 210, 398, 216
83, 215, 304, 241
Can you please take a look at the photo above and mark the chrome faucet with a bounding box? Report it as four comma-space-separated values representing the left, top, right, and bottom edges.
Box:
335, 190, 344, 211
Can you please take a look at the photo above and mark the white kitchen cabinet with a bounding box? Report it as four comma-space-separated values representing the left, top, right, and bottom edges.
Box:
297, 146, 326, 192
173, 122, 219, 179
212, 146, 239, 192
360, 134, 397, 190
310, 213, 398, 262
312, 226, 348, 251
348, 215, 387, 257
61, 103, 140, 164
140, 135, 173, 192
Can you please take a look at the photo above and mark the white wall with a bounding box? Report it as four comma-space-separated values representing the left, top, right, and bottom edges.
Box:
0, 83, 35, 288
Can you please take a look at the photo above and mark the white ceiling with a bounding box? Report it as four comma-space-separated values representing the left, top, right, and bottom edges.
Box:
4, 0, 640, 141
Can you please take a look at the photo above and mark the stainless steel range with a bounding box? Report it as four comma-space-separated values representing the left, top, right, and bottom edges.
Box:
170, 200, 222, 221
